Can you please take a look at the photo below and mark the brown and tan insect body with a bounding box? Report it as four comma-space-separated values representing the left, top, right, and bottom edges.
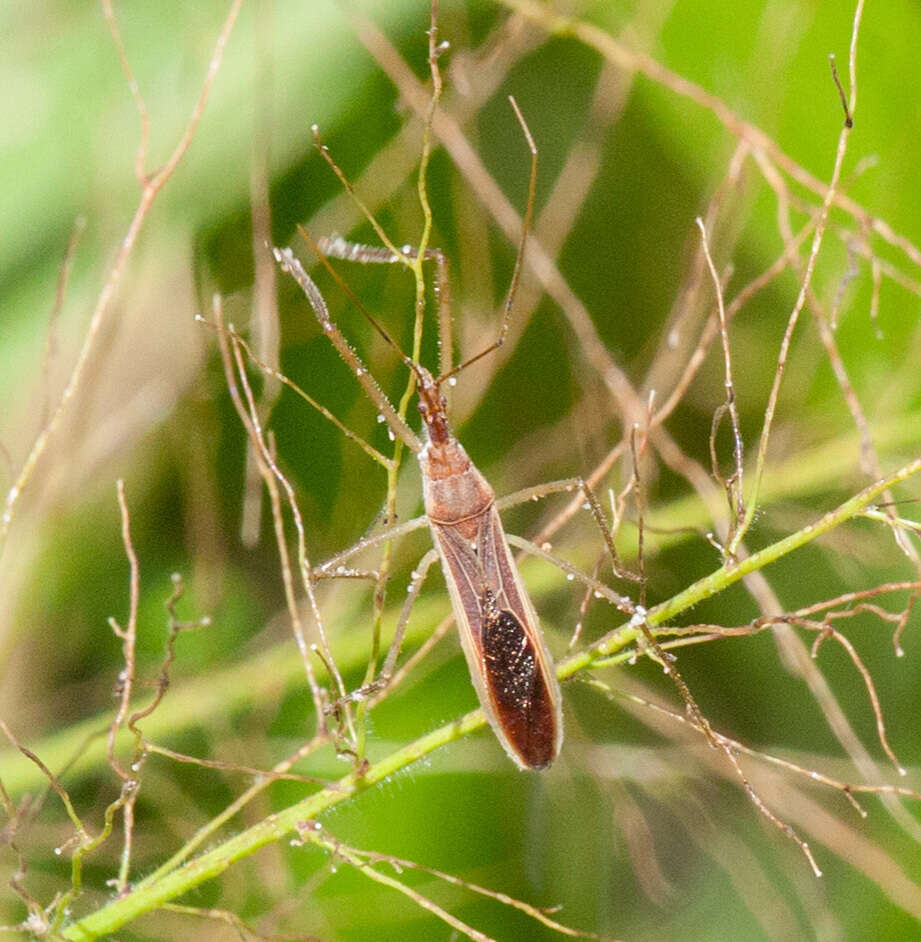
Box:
416, 366, 563, 770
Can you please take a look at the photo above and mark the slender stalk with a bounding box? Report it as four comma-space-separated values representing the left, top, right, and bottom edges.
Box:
59, 453, 921, 939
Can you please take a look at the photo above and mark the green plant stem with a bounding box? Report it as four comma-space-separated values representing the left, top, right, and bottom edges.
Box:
57, 452, 921, 939
60, 710, 486, 940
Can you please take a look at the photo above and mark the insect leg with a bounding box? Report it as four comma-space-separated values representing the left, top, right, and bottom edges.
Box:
316, 237, 454, 380
273, 247, 421, 453
329, 548, 440, 708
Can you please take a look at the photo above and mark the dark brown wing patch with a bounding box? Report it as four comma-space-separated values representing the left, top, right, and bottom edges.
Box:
481, 596, 557, 769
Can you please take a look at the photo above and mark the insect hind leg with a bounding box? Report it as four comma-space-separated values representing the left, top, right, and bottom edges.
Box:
326, 548, 440, 711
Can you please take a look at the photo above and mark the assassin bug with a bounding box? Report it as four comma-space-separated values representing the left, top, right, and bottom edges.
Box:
272, 96, 563, 769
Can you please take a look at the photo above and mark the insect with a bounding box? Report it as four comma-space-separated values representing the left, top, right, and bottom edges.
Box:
273, 247, 564, 770
414, 362, 563, 769
271, 97, 563, 770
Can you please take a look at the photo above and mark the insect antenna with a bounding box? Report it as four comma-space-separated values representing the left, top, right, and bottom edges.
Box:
304, 93, 536, 405
437, 95, 538, 387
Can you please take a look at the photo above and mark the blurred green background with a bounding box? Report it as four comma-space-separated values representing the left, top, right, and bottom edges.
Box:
3, 0, 921, 939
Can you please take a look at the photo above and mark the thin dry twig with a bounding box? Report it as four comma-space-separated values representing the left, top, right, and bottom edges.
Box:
211, 296, 332, 726
294, 822, 605, 941
654, 578, 920, 779
160, 902, 328, 941
696, 218, 745, 548
241, 0, 281, 549
0, 0, 244, 554
600, 682, 921, 811
38, 216, 87, 431
106, 479, 144, 892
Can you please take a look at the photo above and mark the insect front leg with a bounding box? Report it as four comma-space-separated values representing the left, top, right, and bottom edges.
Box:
273, 246, 421, 453
317, 236, 454, 380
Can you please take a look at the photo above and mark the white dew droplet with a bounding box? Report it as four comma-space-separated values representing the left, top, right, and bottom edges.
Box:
566, 572, 574, 581
448, 376, 458, 387
377, 414, 386, 424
